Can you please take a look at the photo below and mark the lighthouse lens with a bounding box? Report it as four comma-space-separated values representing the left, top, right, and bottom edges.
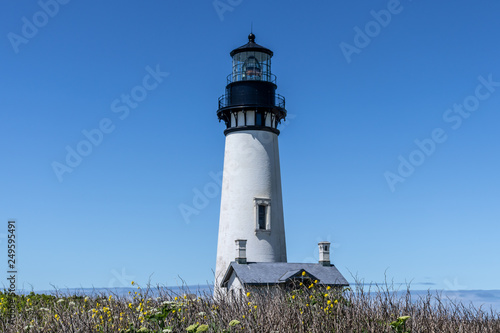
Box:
232, 51, 271, 83
243, 56, 261, 80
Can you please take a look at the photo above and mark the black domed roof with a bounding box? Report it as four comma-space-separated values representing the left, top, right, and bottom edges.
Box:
230, 33, 273, 57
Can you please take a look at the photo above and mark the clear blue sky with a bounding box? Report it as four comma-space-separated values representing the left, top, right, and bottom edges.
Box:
1, 0, 500, 292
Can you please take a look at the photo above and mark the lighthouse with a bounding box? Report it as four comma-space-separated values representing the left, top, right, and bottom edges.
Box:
214, 33, 288, 286
213, 34, 349, 294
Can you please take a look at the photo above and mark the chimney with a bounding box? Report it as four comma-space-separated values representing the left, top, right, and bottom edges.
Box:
318, 242, 331, 266
235, 239, 247, 264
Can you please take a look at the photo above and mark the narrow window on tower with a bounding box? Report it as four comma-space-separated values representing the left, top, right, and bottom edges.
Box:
258, 205, 266, 230
255, 112, 263, 126
254, 198, 271, 232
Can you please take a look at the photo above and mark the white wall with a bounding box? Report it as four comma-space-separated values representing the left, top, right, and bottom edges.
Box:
215, 130, 287, 287
227, 271, 243, 295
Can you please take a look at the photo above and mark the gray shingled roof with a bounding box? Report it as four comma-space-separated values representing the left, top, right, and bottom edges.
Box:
221, 262, 349, 287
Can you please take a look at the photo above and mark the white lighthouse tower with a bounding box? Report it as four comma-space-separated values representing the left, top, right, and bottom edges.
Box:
214, 33, 288, 286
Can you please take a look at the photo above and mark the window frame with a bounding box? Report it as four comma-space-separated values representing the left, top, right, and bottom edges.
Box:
254, 198, 271, 233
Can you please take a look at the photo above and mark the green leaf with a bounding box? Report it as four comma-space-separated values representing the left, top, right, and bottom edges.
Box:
186, 324, 199, 332
229, 319, 241, 327
196, 324, 209, 332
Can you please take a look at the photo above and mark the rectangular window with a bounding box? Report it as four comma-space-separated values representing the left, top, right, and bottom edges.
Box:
256, 112, 263, 126
258, 205, 266, 230
254, 198, 271, 232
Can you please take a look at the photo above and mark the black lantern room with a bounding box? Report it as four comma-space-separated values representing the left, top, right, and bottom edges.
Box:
217, 33, 287, 135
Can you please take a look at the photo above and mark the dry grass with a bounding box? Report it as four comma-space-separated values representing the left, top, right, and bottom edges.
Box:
1, 281, 499, 332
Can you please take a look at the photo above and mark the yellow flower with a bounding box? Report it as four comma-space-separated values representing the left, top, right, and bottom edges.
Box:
292, 295, 295, 299
131, 281, 135, 285
327, 286, 331, 290
324, 293, 328, 297
334, 299, 338, 304
327, 300, 331, 305
301, 271, 306, 276
128, 303, 132, 309
314, 280, 318, 284
254, 305, 257, 309
54, 314, 60, 321
246, 292, 251, 297
174, 297, 178, 301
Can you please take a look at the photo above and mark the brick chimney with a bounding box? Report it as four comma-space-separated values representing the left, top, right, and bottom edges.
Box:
235, 239, 247, 264
318, 241, 331, 266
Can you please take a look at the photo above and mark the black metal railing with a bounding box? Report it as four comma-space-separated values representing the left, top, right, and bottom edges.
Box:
226, 72, 277, 85
218, 93, 285, 110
